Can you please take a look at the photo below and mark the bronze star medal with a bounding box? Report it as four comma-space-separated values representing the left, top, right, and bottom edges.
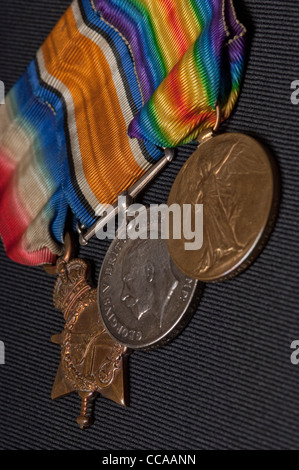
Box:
46, 246, 129, 429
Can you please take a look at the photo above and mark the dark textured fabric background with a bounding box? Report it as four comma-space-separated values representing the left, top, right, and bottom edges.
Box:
0, 0, 298, 450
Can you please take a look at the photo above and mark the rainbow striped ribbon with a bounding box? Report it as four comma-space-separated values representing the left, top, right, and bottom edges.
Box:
0, 0, 246, 265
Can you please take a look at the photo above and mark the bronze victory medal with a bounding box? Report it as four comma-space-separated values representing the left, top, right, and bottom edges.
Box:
98, 211, 202, 350
167, 133, 279, 282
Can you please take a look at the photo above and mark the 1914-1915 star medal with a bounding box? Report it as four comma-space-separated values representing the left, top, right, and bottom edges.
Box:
46, 237, 129, 429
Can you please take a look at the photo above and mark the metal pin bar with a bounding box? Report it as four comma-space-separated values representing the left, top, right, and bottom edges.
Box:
78, 148, 174, 245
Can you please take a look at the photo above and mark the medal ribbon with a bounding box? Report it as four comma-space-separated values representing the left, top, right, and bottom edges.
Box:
0, 0, 246, 265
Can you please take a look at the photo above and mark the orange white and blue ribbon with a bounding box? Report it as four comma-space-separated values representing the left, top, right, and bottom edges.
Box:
0, 0, 246, 265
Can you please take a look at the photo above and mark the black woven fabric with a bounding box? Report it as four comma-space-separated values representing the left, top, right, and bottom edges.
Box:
0, 0, 299, 450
